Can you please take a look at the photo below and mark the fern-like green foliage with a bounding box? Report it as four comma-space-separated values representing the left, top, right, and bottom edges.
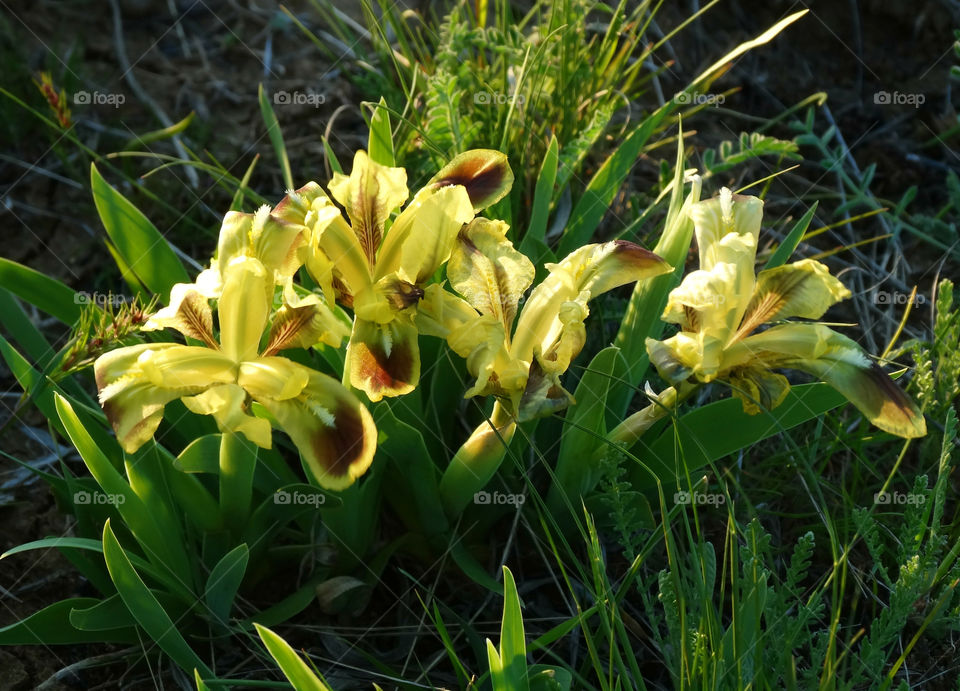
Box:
848, 407, 958, 686
900, 279, 960, 422
701, 132, 801, 175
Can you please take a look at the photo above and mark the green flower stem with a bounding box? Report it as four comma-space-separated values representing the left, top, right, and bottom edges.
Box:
219, 431, 257, 532
547, 382, 697, 521
439, 400, 517, 519
606, 383, 696, 448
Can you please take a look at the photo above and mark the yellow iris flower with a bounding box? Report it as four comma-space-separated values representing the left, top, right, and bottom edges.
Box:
94, 251, 377, 490
418, 218, 671, 420
645, 188, 926, 438
272, 149, 514, 402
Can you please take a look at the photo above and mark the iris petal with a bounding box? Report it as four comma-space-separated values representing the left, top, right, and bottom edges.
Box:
255, 370, 378, 490
346, 318, 420, 402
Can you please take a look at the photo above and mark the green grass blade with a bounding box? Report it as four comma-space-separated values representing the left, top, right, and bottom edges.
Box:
123, 111, 195, 150
255, 623, 333, 691
174, 434, 222, 473
612, 135, 699, 411
487, 639, 507, 691
205, 544, 249, 626
367, 97, 395, 166
3, 537, 163, 583
550, 347, 626, 513
0, 287, 56, 366
373, 403, 449, 536
499, 565, 529, 691
230, 154, 261, 212
558, 109, 669, 255
90, 163, 190, 296
519, 134, 558, 260
0, 257, 85, 324
102, 520, 213, 675
69, 593, 138, 631
219, 431, 258, 531
762, 201, 818, 269
0, 598, 137, 644
54, 393, 193, 591
630, 383, 845, 488
258, 83, 295, 191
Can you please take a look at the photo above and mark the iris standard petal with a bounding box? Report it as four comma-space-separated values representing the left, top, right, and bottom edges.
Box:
218, 256, 273, 363
143, 283, 217, 348
263, 282, 350, 354
328, 150, 408, 269
447, 218, 534, 337
376, 185, 475, 284
691, 188, 763, 271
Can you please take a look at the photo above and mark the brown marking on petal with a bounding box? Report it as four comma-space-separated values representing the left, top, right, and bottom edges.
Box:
382, 278, 425, 311
429, 152, 512, 210
354, 338, 416, 398
308, 402, 372, 481
177, 292, 219, 349
264, 304, 316, 355
333, 276, 354, 309
735, 269, 811, 341
351, 174, 382, 271
863, 362, 926, 436
611, 240, 672, 272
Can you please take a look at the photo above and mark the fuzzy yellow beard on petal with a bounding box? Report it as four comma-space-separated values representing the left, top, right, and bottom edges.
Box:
347, 318, 420, 401
256, 370, 378, 490
95, 343, 212, 453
